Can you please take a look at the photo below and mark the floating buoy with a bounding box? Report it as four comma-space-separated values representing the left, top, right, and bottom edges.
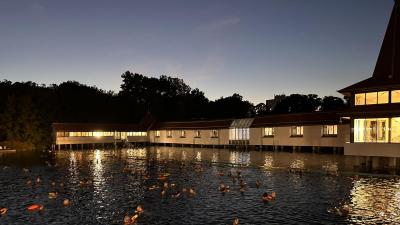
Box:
188, 188, 196, 196
157, 176, 167, 181
130, 213, 139, 224
48, 192, 58, 199
262, 192, 276, 202
0, 208, 7, 215
233, 217, 239, 225
63, 199, 70, 207
135, 205, 144, 214
27, 204, 43, 212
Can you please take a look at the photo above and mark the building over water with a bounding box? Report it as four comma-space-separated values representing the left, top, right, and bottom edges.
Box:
53, 1, 399, 157
339, 0, 400, 157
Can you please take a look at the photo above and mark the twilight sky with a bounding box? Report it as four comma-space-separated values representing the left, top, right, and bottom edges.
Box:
0, 0, 394, 104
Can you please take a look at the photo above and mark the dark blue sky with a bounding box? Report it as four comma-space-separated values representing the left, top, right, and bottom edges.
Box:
0, 0, 394, 103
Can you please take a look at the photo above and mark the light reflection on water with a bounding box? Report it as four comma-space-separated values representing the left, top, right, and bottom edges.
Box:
1, 147, 400, 224
349, 178, 400, 223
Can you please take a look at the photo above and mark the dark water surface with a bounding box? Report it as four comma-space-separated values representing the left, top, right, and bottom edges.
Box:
0, 147, 399, 224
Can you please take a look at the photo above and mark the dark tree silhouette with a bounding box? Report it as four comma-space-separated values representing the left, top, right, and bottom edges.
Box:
0, 72, 347, 150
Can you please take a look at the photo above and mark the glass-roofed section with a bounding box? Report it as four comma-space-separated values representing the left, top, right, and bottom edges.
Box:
229, 118, 254, 145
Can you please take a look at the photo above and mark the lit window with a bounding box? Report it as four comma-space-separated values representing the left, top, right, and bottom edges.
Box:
180, 130, 186, 138
322, 125, 337, 136
291, 126, 303, 137
211, 130, 219, 138
229, 128, 250, 140
70, 132, 82, 137
377, 91, 389, 104
354, 118, 389, 143
391, 117, 400, 143
263, 127, 274, 137
127, 131, 147, 136
365, 92, 377, 105
57, 132, 66, 137
392, 90, 400, 103
355, 93, 365, 105
167, 130, 172, 138
93, 131, 102, 137
195, 130, 201, 138
155, 130, 161, 137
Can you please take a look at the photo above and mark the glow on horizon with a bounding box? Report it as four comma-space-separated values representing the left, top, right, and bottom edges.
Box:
0, 0, 394, 104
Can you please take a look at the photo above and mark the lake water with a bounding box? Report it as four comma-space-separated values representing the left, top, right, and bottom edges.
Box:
0, 147, 399, 224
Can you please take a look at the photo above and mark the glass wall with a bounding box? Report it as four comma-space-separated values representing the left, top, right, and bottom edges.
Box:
354, 118, 389, 143
392, 90, 400, 103
391, 118, 400, 143
229, 128, 250, 140
355, 91, 389, 105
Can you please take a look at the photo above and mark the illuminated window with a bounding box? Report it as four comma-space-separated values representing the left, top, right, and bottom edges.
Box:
127, 131, 147, 136
211, 130, 219, 138
93, 131, 102, 137
81, 132, 93, 137
70, 132, 82, 137
392, 90, 400, 103
354, 118, 389, 143
167, 130, 172, 138
291, 126, 303, 137
263, 127, 274, 137
56, 132, 68, 137
229, 128, 250, 140
391, 118, 400, 143
155, 130, 161, 137
355, 93, 365, 105
377, 91, 389, 104
322, 125, 337, 136
180, 130, 186, 138
195, 130, 201, 138
365, 92, 377, 105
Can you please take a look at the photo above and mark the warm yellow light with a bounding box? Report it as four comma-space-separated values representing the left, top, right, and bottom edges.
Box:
93, 131, 102, 137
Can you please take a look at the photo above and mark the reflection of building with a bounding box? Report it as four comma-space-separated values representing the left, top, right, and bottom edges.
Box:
52, 2, 399, 157
339, 1, 400, 157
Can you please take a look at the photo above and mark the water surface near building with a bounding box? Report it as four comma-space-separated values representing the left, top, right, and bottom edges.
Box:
1, 147, 400, 224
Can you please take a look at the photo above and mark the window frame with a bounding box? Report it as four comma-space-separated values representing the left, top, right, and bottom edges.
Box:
167, 130, 173, 138
263, 127, 274, 137
211, 129, 219, 138
322, 125, 338, 137
290, 126, 304, 137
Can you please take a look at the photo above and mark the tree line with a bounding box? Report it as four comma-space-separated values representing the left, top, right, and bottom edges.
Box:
0, 71, 347, 149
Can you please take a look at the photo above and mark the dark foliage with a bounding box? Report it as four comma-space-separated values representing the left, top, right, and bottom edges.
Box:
0, 71, 347, 149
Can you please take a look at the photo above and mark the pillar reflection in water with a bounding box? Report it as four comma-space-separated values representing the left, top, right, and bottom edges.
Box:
68, 152, 79, 185
263, 153, 274, 170
348, 178, 400, 223
181, 150, 187, 161
212, 151, 219, 163
195, 151, 202, 162
229, 151, 251, 165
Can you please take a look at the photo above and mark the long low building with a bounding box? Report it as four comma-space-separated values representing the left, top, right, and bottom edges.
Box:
52, 1, 400, 157
53, 111, 349, 152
